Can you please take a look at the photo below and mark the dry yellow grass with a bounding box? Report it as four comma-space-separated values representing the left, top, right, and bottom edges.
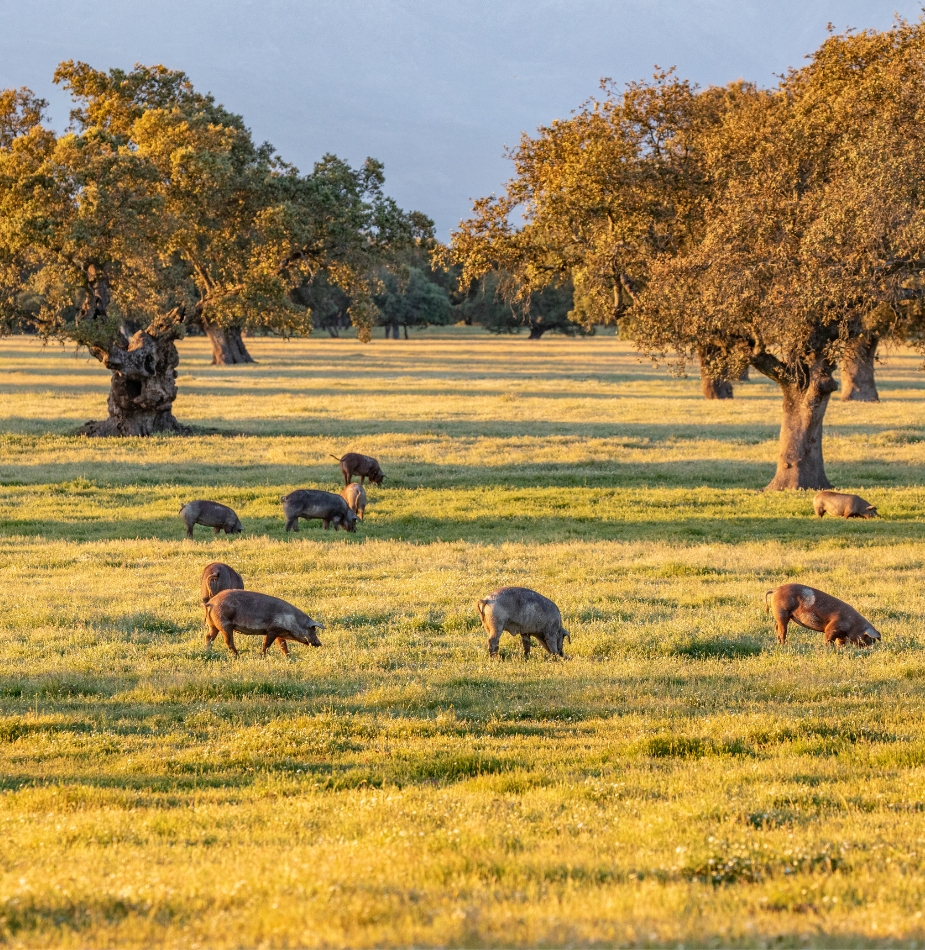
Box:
0, 332, 925, 946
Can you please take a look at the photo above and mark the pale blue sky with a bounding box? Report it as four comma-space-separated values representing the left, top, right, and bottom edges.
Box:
1, 1, 921, 237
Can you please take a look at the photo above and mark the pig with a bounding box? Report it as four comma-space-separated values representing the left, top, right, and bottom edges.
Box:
330, 452, 385, 486
340, 482, 367, 520
476, 586, 571, 659
766, 584, 882, 647
180, 500, 243, 539
200, 561, 244, 604
281, 489, 358, 532
204, 589, 324, 657
199, 561, 244, 636
813, 490, 878, 519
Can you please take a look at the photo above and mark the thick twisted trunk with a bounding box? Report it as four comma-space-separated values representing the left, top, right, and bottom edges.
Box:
528, 324, 549, 340
763, 360, 836, 491
78, 322, 188, 437
840, 335, 879, 402
203, 322, 255, 365
700, 365, 734, 399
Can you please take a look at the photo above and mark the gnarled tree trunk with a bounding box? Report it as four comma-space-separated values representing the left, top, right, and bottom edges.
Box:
528, 324, 549, 339
700, 365, 734, 399
202, 322, 255, 365
840, 335, 879, 402
764, 360, 837, 491
79, 322, 188, 437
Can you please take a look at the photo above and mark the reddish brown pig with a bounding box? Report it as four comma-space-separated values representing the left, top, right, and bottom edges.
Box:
180, 500, 243, 539
766, 584, 881, 647
813, 490, 878, 518
331, 452, 385, 486
200, 562, 244, 605
476, 586, 570, 659
204, 589, 324, 657
340, 482, 367, 520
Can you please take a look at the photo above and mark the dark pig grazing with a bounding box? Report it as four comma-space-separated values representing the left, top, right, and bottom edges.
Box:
204, 589, 324, 656
199, 561, 244, 636
813, 490, 878, 518
180, 500, 243, 539
476, 586, 571, 659
340, 483, 367, 520
766, 584, 881, 647
200, 562, 244, 605
281, 489, 358, 532
330, 452, 385, 486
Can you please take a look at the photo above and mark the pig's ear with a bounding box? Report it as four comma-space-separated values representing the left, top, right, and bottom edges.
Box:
866, 506, 877, 511
313, 622, 326, 630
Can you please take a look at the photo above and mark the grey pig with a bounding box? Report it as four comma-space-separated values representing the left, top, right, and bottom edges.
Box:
281, 489, 357, 532
204, 589, 324, 657
813, 490, 878, 518
180, 500, 243, 539
476, 586, 571, 659
340, 483, 367, 520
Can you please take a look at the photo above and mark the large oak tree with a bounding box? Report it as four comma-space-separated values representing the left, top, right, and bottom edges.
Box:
0, 63, 424, 434
448, 21, 925, 488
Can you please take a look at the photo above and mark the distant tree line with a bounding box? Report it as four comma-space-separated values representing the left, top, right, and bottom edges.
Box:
443, 20, 925, 489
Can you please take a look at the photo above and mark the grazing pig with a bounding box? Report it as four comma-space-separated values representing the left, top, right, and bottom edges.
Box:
813, 490, 878, 519
204, 589, 324, 657
180, 500, 243, 539
340, 482, 367, 520
199, 561, 244, 636
281, 489, 358, 532
766, 584, 881, 647
330, 452, 385, 486
476, 586, 571, 659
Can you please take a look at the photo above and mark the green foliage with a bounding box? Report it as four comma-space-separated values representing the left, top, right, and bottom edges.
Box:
374, 266, 452, 334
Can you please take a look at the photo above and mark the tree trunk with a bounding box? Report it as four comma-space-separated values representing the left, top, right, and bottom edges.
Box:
78, 324, 188, 437
735, 365, 750, 382
764, 361, 837, 491
701, 366, 734, 399
403, 324, 409, 340
840, 335, 879, 402
203, 322, 255, 365
528, 324, 548, 339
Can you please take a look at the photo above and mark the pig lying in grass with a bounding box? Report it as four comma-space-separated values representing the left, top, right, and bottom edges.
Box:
813, 490, 878, 518
180, 501, 243, 539
476, 586, 570, 659
331, 452, 385, 486
766, 584, 881, 647
204, 589, 324, 657
281, 489, 357, 532
340, 483, 367, 520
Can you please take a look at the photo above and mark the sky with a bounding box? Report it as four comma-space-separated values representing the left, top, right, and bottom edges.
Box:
1, 0, 922, 238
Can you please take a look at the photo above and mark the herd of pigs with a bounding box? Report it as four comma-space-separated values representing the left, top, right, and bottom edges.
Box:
180, 452, 885, 658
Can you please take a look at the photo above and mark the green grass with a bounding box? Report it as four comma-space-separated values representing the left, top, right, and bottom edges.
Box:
1, 333, 925, 945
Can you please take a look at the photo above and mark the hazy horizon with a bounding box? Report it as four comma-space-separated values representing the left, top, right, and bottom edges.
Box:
1, 0, 921, 238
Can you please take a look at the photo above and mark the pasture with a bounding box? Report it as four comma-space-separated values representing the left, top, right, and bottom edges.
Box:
1, 331, 925, 947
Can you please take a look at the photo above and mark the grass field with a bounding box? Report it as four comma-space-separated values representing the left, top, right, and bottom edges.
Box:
2, 331, 925, 947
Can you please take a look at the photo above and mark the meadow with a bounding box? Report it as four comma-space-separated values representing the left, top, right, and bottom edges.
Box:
2, 330, 925, 947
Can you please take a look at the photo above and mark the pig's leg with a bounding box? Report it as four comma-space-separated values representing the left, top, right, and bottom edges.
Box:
772, 609, 790, 644
214, 526, 220, 535
322, 519, 331, 530
342, 466, 351, 486
185, 520, 194, 539
486, 622, 503, 658
261, 632, 278, 656
285, 516, 299, 532
277, 638, 290, 657
204, 611, 220, 649
219, 624, 238, 657
521, 634, 531, 658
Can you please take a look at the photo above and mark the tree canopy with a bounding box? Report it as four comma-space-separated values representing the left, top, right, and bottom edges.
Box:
447, 19, 925, 488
